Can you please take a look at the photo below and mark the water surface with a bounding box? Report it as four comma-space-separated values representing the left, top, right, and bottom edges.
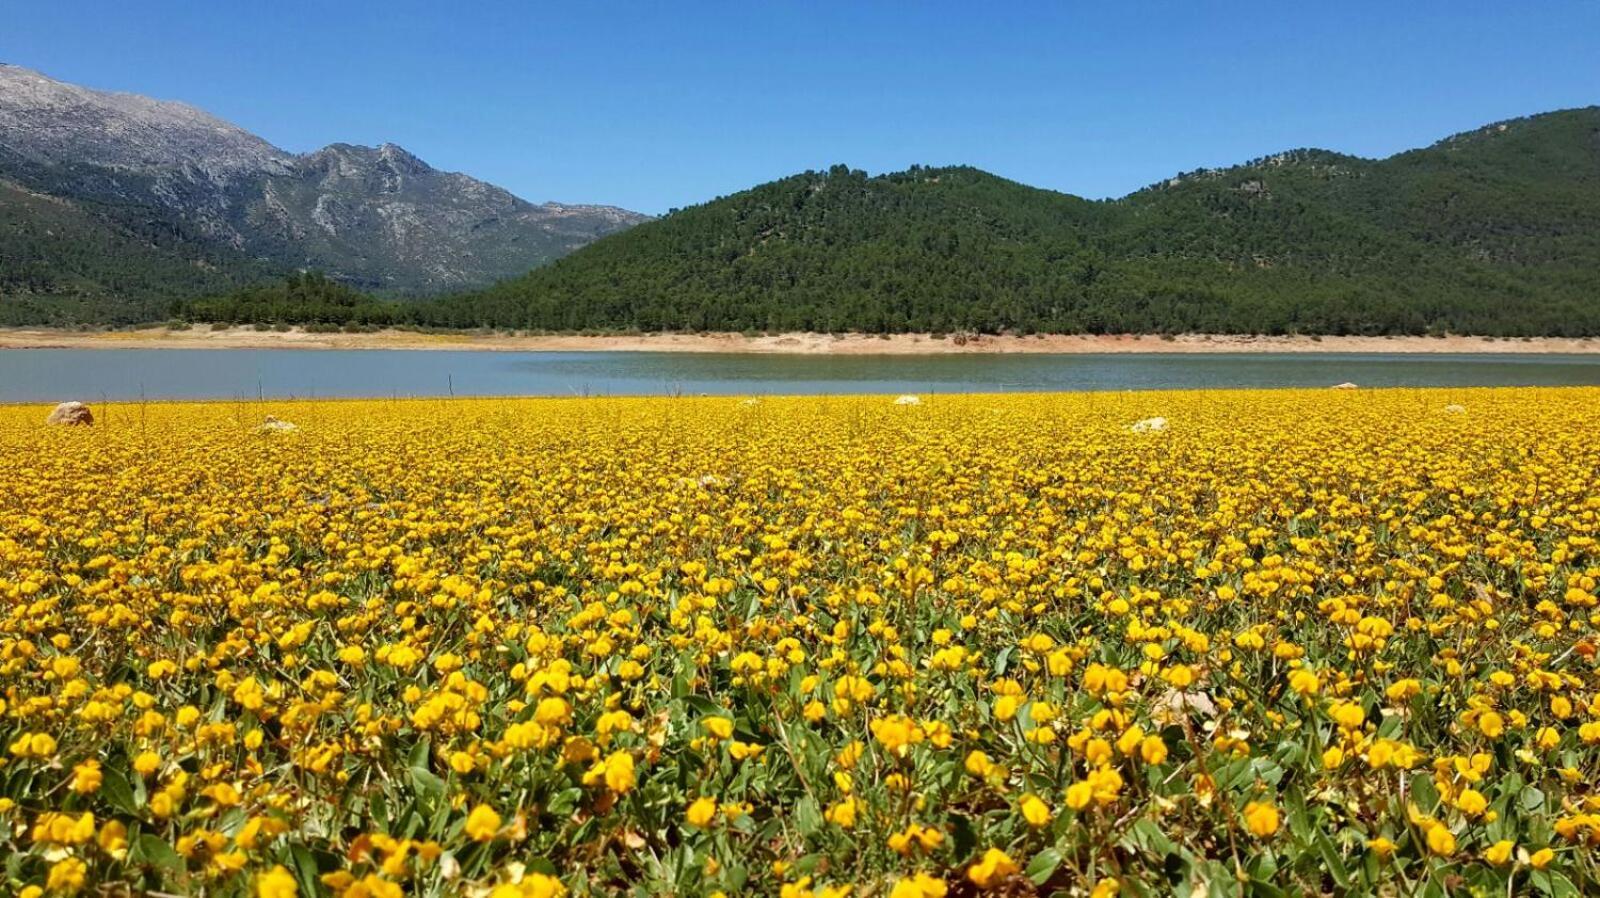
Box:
2, 349, 1599, 402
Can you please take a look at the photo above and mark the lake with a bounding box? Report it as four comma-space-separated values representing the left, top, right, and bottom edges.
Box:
2, 349, 1600, 402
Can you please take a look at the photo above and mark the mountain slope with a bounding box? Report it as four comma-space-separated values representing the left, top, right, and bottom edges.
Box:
0, 176, 274, 324
424, 108, 1600, 336
0, 63, 648, 314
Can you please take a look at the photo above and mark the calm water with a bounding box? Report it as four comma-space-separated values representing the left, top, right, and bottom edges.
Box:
2, 349, 1600, 402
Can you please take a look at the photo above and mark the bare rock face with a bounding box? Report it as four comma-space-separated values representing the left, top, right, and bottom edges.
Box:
46, 401, 92, 426
0, 63, 651, 294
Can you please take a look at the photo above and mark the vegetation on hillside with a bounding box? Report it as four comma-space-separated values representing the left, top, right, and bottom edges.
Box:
9, 107, 1600, 335
178, 272, 398, 327
0, 177, 271, 325
411, 108, 1599, 337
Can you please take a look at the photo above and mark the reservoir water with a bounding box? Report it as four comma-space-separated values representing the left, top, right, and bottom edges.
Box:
3, 349, 1600, 402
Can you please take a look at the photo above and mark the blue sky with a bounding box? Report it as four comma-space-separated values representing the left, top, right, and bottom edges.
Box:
7, 1, 1598, 214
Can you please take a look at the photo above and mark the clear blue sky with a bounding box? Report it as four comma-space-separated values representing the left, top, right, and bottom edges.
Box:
7, 1, 1598, 214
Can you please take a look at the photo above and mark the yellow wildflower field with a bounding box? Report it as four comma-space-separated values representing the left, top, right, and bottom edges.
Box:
2, 388, 1599, 897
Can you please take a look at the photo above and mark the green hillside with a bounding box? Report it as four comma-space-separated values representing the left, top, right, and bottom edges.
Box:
409, 107, 1600, 336
0, 177, 273, 325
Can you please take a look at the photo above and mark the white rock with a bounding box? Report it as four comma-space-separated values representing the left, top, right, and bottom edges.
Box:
1130, 416, 1168, 433
893, 395, 922, 405
1331, 382, 1359, 390
45, 401, 93, 426
1152, 688, 1218, 726
257, 415, 298, 433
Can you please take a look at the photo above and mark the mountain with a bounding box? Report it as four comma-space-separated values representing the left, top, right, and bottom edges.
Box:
0, 63, 647, 321
418, 108, 1600, 337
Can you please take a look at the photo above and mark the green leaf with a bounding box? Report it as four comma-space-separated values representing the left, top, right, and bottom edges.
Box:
100, 765, 140, 815
1122, 818, 1176, 856
406, 738, 431, 770
525, 857, 559, 877
1315, 832, 1351, 889
1531, 869, 1581, 898
547, 787, 583, 818
681, 695, 722, 717
1521, 786, 1547, 812
1285, 790, 1312, 842
1409, 773, 1440, 811
993, 645, 1012, 676
1026, 848, 1064, 885
138, 834, 184, 874
794, 795, 822, 836
289, 844, 322, 897
409, 765, 447, 807
1249, 877, 1287, 898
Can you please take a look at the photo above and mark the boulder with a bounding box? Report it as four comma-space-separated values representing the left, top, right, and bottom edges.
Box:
1130, 416, 1168, 433
1152, 688, 1218, 727
45, 401, 93, 426
1331, 382, 1359, 390
257, 415, 298, 433
893, 395, 922, 405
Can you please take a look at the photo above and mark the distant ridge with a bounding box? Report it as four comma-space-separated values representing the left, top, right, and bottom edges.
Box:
416, 107, 1600, 337
0, 63, 648, 322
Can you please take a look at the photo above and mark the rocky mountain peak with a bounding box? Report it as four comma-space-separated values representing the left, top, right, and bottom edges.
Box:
0, 63, 291, 177
0, 64, 650, 294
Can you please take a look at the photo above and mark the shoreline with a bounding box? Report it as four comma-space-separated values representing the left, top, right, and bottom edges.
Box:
1, 327, 1598, 355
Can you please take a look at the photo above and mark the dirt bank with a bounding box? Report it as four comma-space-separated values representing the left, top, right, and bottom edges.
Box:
2, 327, 1596, 354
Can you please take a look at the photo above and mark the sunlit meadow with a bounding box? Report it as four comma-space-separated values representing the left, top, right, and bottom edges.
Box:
2, 388, 1599, 897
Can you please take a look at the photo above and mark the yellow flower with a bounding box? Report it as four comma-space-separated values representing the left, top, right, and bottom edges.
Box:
133, 751, 162, 776
889, 873, 947, 898
8, 732, 57, 760
825, 798, 858, 828
97, 820, 129, 858
464, 803, 502, 842
1425, 823, 1456, 856
964, 750, 994, 777
967, 848, 1019, 889
1066, 780, 1094, 811
703, 717, 734, 739
1478, 711, 1505, 739
70, 760, 102, 795
1483, 840, 1514, 866
1019, 793, 1052, 828
47, 857, 87, 894
1243, 801, 1279, 838
518, 875, 568, 898
256, 865, 300, 898
1329, 702, 1365, 730
1529, 847, 1555, 869
602, 751, 636, 794
1288, 669, 1319, 696
686, 797, 718, 828
871, 715, 924, 754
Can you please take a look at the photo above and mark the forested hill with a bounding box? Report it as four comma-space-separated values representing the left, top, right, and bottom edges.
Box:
415, 107, 1600, 336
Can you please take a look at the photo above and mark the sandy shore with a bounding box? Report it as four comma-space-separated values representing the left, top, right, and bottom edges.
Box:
1, 327, 1597, 355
